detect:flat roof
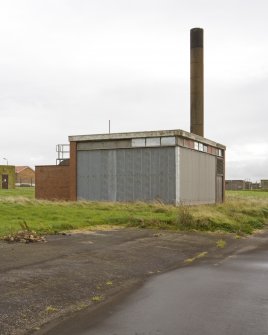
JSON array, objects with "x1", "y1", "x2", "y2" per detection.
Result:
[{"x1": 69, "y1": 129, "x2": 226, "y2": 149}]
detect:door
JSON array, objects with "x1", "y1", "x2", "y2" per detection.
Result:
[
  {"x1": 216, "y1": 175, "x2": 223, "y2": 203},
  {"x1": 2, "y1": 174, "x2": 8, "y2": 189}
]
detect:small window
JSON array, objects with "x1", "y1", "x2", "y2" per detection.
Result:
[
  {"x1": 146, "y1": 137, "x2": 161, "y2": 147},
  {"x1": 198, "y1": 143, "x2": 203, "y2": 151},
  {"x1": 161, "y1": 137, "x2": 176, "y2": 146},
  {"x1": 203, "y1": 145, "x2": 208, "y2": 153},
  {"x1": 194, "y1": 142, "x2": 199, "y2": 150},
  {"x1": 218, "y1": 149, "x2": 223, "y2": 157}
]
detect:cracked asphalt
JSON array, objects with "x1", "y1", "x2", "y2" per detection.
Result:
[{"x1": 0, "y1": 227, "x2": 262, "y2": 335}]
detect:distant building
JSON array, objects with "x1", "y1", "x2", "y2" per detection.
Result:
[
  {"x1": 225, "y1": 180, "x2": 250, "y2": 191},
  {"x1": 15, "y1": 166, "x2": 35, "y2": 186},
  {"x1": 261, "y1": 180, "x2": 268, "y2": 190},
  {"x1": 251, "y1": 182, "x2": 260, "y2": 190},
  {"x1": 226, "y1": 180, "x2": 263, "y2": 191},
  {"x1": 244, "y1": 181, "x2": 252, "y2": 190},
  {"x1": 0, "y1": 165, "x2": 15, "y2": 189}
]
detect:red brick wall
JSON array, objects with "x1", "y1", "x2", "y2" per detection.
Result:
[{"x1": 35, "y1": 165, "x2": 70, "y2": 200}]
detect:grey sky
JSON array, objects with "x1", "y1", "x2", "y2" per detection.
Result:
[{"x1": 0, "y1": 0, "x2": 267, "y2": 181}]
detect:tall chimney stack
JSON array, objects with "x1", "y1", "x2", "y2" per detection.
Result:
[{"x1": 190, "y1": 28, "x2": 204, "y2": 137}]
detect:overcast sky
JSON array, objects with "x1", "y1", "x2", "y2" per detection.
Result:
[{"x1": 0, "y1": 0, "x2": 267, "y2": 181}]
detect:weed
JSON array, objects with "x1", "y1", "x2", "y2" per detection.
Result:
[
  {"x1": 105, "y1": 281, "x2": 113, "y2": 286},
  {"x1": 184, "y1": 251, "x2": 208, "y2": 264},
  {"x1": 216, "y1": 239, "x2": 226, "y2": 248},
  {"x1": 184, "y1": 257, "x2": 195, "y2": 264},
  {"x1": 45, "y1": 306, "x2": 59, "y2": 313},
  {"x1": 91, "y1": 295, "x2": 104, "y2": 302},
  {"x1": 176, "y1": 204, "x2": 194, "y2": 227},
  {"x1": 234, "y1": 234, "x2": 242, "y2": 239},
  {"x1": 19, "y1": 220, "x2": 31, "y2": 231},
  {"x1": 196, "y1": 251, "x2": 208, "y2": 259}
]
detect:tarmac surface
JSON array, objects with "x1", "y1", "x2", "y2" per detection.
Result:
[
  {"x1": 45, "y1": 233, "x2": 268, "y2": 335},
  {"x1": 0, "y1": 228, "x2": 267, "y2": 335}
]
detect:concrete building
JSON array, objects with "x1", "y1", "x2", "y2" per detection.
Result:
[
  {"x1": 225, "y1": 180, "x2": 262, "y2": 191},
  {"x1": 225, "y1": 180, "x2": 250, "y2": 191},
  {"x1": 251, "y1": 182, "x2": 260, "y2": 190},
  {"x1": 36, "y1": 130, "x2": 225, "y2": 204},
  {"x1": 15, "y1": 166, "x2": 35, "y2": 186},
  {"x1": 0, "y1": 165, "x2": 15, "y2": 189},
  {"x1": 261, "y1": 180, "x2": 268, "y2": 190},
  {"x1": 35, "y1": 28, "x2": 226, "y2": 204}
]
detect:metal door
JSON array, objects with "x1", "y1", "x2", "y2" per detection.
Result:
[{"x1": 2, "y1": 174, "x2": 8, "y2": 189}]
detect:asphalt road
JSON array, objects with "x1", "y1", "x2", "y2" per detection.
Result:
[{"x1": 43, "y1": 238, "x2": 268, "y2": 335}]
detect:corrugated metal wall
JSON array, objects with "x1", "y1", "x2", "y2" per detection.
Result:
[
  {"x1": 77, "y1": 147, "x2": 176, "y2": 203},
  {"x1": 178, "y1": 147, "x2": 216, "y2": 204}
]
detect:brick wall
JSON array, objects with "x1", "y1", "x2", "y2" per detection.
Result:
[{"x1": 35, "y1": 165, "x2": 70, "y2": 200}]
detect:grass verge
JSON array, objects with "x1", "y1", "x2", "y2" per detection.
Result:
[{"x1": 0, "y1": 188, "x2": 267, "y2": 238}]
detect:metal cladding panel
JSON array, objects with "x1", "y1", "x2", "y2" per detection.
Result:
[
  {"x1": 133, "y1": 149, "x2": 142, "y2": 199},
  {"x1": 141, "y1": 149, "x2": 150, "y2": 200},
  {"x1": 116, "y1": 150, "x2": 125, "y2": 201},
  {"x1": 107, "y1": 151, "x2": 117, "y2": 201},
  {"x1": 178, "y1": 147, "x2": 216, "y2": 204},
  {"x1": 77, "y1": 147, "x2": 176, "y2": 203},
  {"x1": 77, "y1": 151, "x2": 89, "y2": 200},
  {"x1": 150, "y1": 149, "x2": 160, "y2": 199},
  {"x1": 125, "y1": 150, "x2": 134, "y2": 201}
]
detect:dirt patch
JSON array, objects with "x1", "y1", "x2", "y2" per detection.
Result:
[{"x1": 0, "y1": 228, "x2": 267, "y2": 335}]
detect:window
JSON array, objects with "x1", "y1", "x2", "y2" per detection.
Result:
[
  {"x1": 132, "y1": 139, "x2": 145, "y2": 147},
  {"x1": 194, "y1": 142, "x2": 199, "y2": 150},
  {"x1": 146, "y1": 137, "x2": 161, "y2": 147},
  {"x1": 161, "y1": 137, "x2": 176, "y2": 146}
]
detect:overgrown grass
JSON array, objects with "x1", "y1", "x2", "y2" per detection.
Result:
[
  {"x1": 0, "y1": 187, "x2": 35, "y2": 198},
  {"x1": 0, "y1": 188, "x2": 267, "y2": 238}
]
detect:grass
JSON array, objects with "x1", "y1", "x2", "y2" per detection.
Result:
[
  {"x1": 0, "y1": 188, "x2": 267, "y2": 238},
  {"x1": 0, "y1": 187, "x2": 35, "y2": 198}
]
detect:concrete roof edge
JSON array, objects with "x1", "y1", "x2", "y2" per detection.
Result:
[{"x1": 69, "y1": 129, "x2": 226, "y2": 149}]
